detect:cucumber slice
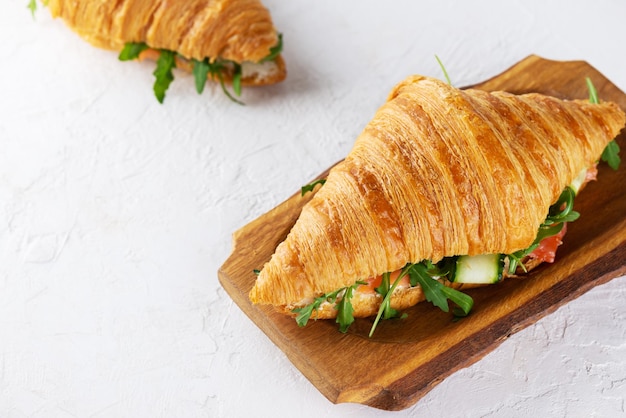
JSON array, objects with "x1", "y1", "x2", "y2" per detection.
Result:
[
  {"x1": 569, "y1": 167, "x2": 588, "y2": 195},
  {"x1": 453, "y1": 254, "x2": 504, "y2": 284}
]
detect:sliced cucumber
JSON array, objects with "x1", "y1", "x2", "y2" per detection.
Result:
[
  {"x1": 452, "y1": 254, "x2": 504, "y2": 284},
  {"x1": 569, "y1": 167, "x2": 588, "y2": 195}
]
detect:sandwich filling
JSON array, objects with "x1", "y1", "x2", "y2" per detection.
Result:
[
  {"x1": 119, "y1": 34, "x2": 284, "y2": 103},
  {"x1": 291, "y1": 165, "x2": 596, "y2": 336}
]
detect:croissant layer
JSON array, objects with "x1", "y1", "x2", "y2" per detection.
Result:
[
  {"x1": 47, "y1": 0, "x2": 281, "y2": 67},
  {"x1": 250, "y1": 75, "x2": 625, "y2": 310}
]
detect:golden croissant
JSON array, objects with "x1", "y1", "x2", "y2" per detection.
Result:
[
  {"x1": 249, "y1": 75, "x2": 625, "y2": 333},
  {"x1": 44, "y1": 0, "x2": 285, "y2": 101}
]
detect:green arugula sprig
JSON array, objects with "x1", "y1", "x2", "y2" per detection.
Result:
[
  {"x1": 409, "y1": 262, "x2": 473, "y2": 316},
  {"x1": 586, "y1": 77, "x2": 599, "y2": 104},
  {"x1": 369, "y1": 269, "x2": 410, "y2": 336},
  {"x1": 119, "y1": 44, "x2": 177, "y2": 104},
  {"x1": 28, "y1": 0, "x2": 37, "y2": 17},
  {"x1": 602, "y1": 139, "x2": 621, "y2": 170},
  {"x1": 369, "y1": 269, "x2": 406, "y2": 336},
  {"x1": 506, "y1": 186, "x2": 579, "y2": 274},
  {"x1": 292, "y1": 281, "x2": 366, "y2": 332},
  {"x1": 435, "y1": 55, "x2": 452, "y2": 85},
  {"x1": 192, "y1": 58, "x2": 244, "y2": 105},
  {"x1": 301, "y1": 179, "x2": 327, "y2": 196},
  {"x1": 368, "y1": 261, "x2": 473, "y2": 337},
  {"x1": 587, "y1": 77, "x2": 621, "y2": 170},
  {"x1": 153, "y1": 50, "x2": 176, "y2": 104},
  {"x1": 260, "y1": 33, "x2": 283, "y2": 63},
  {"x1": 118, "y1": 42, "x2": 148, "y2": 61}
]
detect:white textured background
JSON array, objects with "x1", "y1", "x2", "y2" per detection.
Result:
[{"x1": 2, "y1": 0, "x2": 626, "y2": 417}]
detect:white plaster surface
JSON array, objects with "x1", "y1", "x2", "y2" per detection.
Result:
[{"x1": 1, "y1": 0, "x2": 626, "y2": 416}]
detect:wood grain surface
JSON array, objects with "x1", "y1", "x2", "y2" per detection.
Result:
[{"x1": 218, "y1": 55, "x2": 626, "y2": 411}]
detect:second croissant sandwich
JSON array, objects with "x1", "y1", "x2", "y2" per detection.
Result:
[
  {"x1": 41, "y1": 0, "x2": 285, "y2": 103},
  {"x1": 249, "y1": 75, "x2": 625, "y2": 335}
]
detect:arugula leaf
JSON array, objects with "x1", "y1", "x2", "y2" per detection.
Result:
[
  {"x1": 546, "y1": 187, "x2": 579, "y2": 224},
  {"x1": 506, "y1": 250, "x2": 528, "y2": 274},
  {"x1": 301, "y1": 179, "x2": 327, "y2": 196},
  {"x1": 408, "y1": 262, "x2": 473, "y2": 315},
  {"x1": 336, "y1": 285, "x2": 357, "y2": 332},
  {"x1": 292, "y1": 259, "x2": 473, "y2": 336},
  {"x1": 534, "y1": 222, "x2": 565, "y2": 244},
  {"x1": 601, "y1": 140, "x2": 621, "y2": 170},
  {"x1": 587, "y1": 77, "x2": 621, "y2": 169},
  {"x1": 28, "y1": 0, "x2": 37, "y2": 17},
  {"x1": 586, "y1": 77, "x2": 599, "y2": 104},
  {"x1": 232, "y1": 63, "x2": 243, "y2": 97},
  {"x1": 192, "y1": 58, "x2": 244, "y2": 104},
  {"x1": 374, "y1": 272, "x2": 400, "y2": 319},
  {"x1": 425, "y1": 257, "x2": 457, "y2": 278},
  {"x1": 408, "y1": 263, "x2": 448, "y2": 311},
  {"x1": 260, "y1": 34, "x2": 283, "y2": 63},
  {"x1": 366, "y1": 260, "x2": 473, "y2": 337},
  {"x1": 119, "y1": 42, "x2": 149, "y2": 61},
  {"x1": 369, "y1": 266, "x2": 411, "y2": 337},
  {"x1": 435, "y1": 55, "x2": 452, "y2": 86},
  {"x1": 293, "y1": 288, "x2": 343, "y2": 327},
  {"x1": 292, "y1": 281, "x2": 365, "y2": 332},
  {"x1": 441, "y1": 286, "x2": 474, "y2": 317},
  {"x1": 216, "y1": 70, "x2": 245, "y2": 105},
  {"x1": 153, "y1": 50, "x2": 176, "y2": 104},
  {"x1": 336, "y1": 282, "x2": 366, "y2": 332},
  {"x1": 293, "y1": 298, "x2": 324, "y2": 327},
  {"x1": 192, "y1": 58, "x2": 211, "y2": 94}
]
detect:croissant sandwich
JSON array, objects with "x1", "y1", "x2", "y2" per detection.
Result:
[
  {"x1": 249, "y1": 75, "x2": 625, "y2": 335},
  {"x1": 37, "y1": 0, "x2": 285, "y2": 102}
]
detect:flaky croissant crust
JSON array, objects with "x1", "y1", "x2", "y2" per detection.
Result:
[
  {"x1": 250, "y1": 75, "x2": 625, "y2": 309},
  {"x1": 47, "y1": 0, "x2": 279, "y2": 64}
]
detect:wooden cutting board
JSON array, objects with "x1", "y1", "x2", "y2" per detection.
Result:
[{"x1": 218, "y1": 55, "x2": 626, "y2": 411}]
